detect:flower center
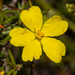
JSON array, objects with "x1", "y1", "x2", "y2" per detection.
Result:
[{"x1": 35, "y1": 30, "x2": 44, "y2": 40}]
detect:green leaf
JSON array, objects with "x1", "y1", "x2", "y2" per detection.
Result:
[
  {"x1": 0, "y1": 35, "x2": 11, "y2": 45},
  {"x1": 17, "y1": 10, "x2": 20, "y2": 25},
  {"x1": 0, "y1": 53, "x2": 6, "y2": 57},
  {"x1": 7, "y1": 61, "x2": 16, "y2": 69},
  {"x1": 43, "y1": 15, "x2": 48, "y2": 24},
  {"x1": 17, "y1": 2, "x2": 21, "y2": 9},
  {"x1": 8, "y1": 50, "x2": 16, "y2": 65},
  {"x1": 6, "y1": 69, "x2": 15, "y2": 75},
  {"x1": 4, "y1": 14, "x2": 8, "y2": 20},
  {"x1": 13, "y1": 71, "x2": 17, "y2": 75},
  {"x1": 0, "y1": 66, "x2": 4, "y2": 71},
  {"x1": 42, "y1": 9, "x2": 49, "y2": 15},
  {"x1": 6, "y1": 54, "x2": 10, "y2": 62},
  {"x1": 3, "y1": 15, "x2": 18, "y2": 24},
  {"x1": 4, "y1": 10, "x2": 17, "y2": 14},
  {"x1": 0, "y1": 12, "x2": 5, "y2": 23},
  {"x1": 21, "y1": 3, "x2": 28, "y2": 10},
  {"x1": 28, "y1": 0, "x2": 33, "y2": 7}
]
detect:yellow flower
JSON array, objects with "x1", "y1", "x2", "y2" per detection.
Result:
[
  {"x1": 0, "y1": 71, "x2": 5, "y2": 75},
  {"x1": 9, "y1": 6, "x2": 68, "y2": 63}
]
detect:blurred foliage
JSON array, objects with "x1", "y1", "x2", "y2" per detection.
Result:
[
  {"x1": 0, "y1": 0, "x2": 75, "y2": 75},
  {"x1": 66, "y1": 3, "x2": 75, "y2": 15}
]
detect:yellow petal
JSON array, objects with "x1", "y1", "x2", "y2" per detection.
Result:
[
  {"x1": 20, "y1": 6, "x2": 43, "y2": 32},
  {"x1": 10, "y1": 28, "x2": 35, "y2": 47},
  {"x1": 22, "y1": 39, "x2": 42, "y2": 61},
  {"x1": 41, "y1": 37, "x2": 66, "y2": 63},
  {"x1": 9, "y1": 27, "x2": 25, "y2": 37},
  {"x1": 42, "y1": 15, "x2": 68, "y2": 37}
]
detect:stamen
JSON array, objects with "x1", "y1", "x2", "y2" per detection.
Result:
[{"x1": 35, "y1": 30, "x2": 44, "y2": 39}]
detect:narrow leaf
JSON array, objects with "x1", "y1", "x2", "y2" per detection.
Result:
[
  {"x1": 28, "y1": 0, "x2": 33, "y2": 7},
  {"x1": 13, "y1": 71, "x2": 17, "y2": 75},
  {"x1": 7, "y1": 61, "x2": 16, "y2": 69},
  {"x1": 3, "y1": 15, "x2": 18, "y2": 24},
  {"x1": 17, "y1": 2, "x2": 21, "y2": 9},
  {"x1": 0, "y1": 35, "x2": 11, "y2": 45},
  {"x1": 0, "y1": 12, "x2": 5, "y2": 22},
  {"x1": 4, "y1": 10, "x2": 17, "y2": 14},
  {"x1": 43, "y1": 15, "x2": 48, "y2": 24},
  {"x1": 0, "y1": 66, "x2": 4, "y2": 71},
  {"x1": 21, "y1": 3, "x2": 28, "y2": 10},
  {"x1": 42, "y1": 9, "x2": 50, "y2": 15},
  {"x1": 8, "y1": 50, "x2": 16, "y2": 65},
  {"x1": 6, "y1": 69, "x2": 15, "y2": 75},
  {"x1": 0, "y1": 53, "x2": 6, "y2": 57}
]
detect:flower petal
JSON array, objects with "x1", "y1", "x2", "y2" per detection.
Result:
[
  {"x1": 10, "y1": 28, "x2": 35, "y2": 47},
  {"x1": 41, "y1": 37, "x2": 66, "y2": 63},
  {"x1": 20, "y1": 6, "x2": 43, "y2": 32},
  {"x1": 9, "y1": 27, "x2": 26, "y2": 37},
  {"x1": 42, "y1": 15, "x2": 68, "y2": 37},
  {"x1": 22, "y1": 39, "x2": 42, "y2": 61}
]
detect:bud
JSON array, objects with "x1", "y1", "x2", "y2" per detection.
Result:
[
  {"x1": 66, "y1": 3, "x2": 70, "y2": 8},
  {"x1": 69, "y1": 4, "x2": 74, "y2": 8},
  {"x1": 67, "y1": 8, "x2": 72, "y2": 13}
]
